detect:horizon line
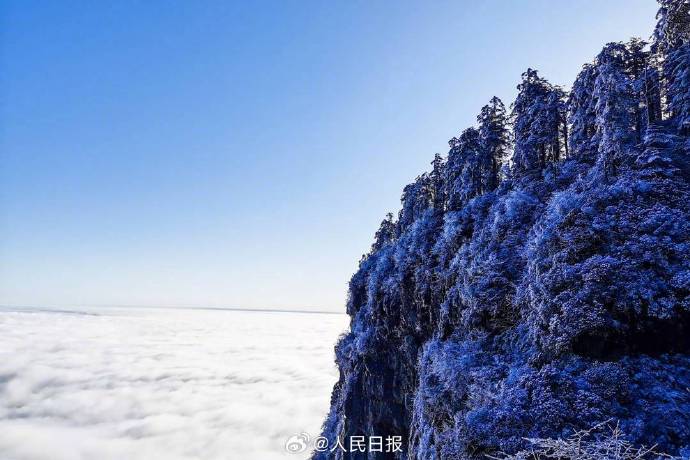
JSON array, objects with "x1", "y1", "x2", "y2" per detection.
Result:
[{"x1": 0, "y1": 304, "x2": 346, "y2": 315}]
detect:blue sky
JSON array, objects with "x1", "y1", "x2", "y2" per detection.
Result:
[{"x1": 0, "y1": 1, "x2": 659, "y2": 311}]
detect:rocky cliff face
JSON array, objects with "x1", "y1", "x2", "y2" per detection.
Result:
[{"x1": 315, "y1": 2, "x2": 690, "y2": 459}]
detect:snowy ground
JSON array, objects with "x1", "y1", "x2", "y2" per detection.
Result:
[{"x1": 0, "y1": 306, "x2": 348, "y2": 460}]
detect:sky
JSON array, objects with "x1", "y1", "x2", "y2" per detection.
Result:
[{"x1": 0, "y1": 0, "x2": 659, "y2": 312}]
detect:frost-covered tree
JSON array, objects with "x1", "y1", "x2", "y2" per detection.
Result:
[
  {"x1": 371, "y1": 212, "x2": 396, "y2": 252},
  {"x1": 627, "y1": 38, "x2": 663, "y2": 136},
  {"x1": 446, "y1": 128, "x2": 483, "y2": 210},
  {"x1": 477, "y1": 96, "x2": 510, "y2": 188},
  {"x1": 397, "y1": 173, "x2": 433, "y2": 232},
  {"x1": 654, "y1": 0, "x2": 690, "y2": 134},
  {"x1": 512, "y1": 69, "x2": 567, "y2": 174},
  {"x1": 664, "y1": 41, "x2": 690, "y2": 134},
  {"x1": 593, "y1": 43, "x2": 639, "y2": 178},
  {"x1": 568, "y1": 64, "x2": 599, "y2": 160},
  {"x1": 653, "y1": 0, "x2": 690, "y2": 52},
  {"x1": 429, "y1": 153, "x2": 447, "y2": 210}
]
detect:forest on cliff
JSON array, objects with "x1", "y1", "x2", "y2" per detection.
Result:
[{"x1": 315, "y1": 1, "x2": 690, "y2": 459}]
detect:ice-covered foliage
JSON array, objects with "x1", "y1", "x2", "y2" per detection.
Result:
[
  {"x1": 315, "y1": 2, "x2": 690, "y2": 459},
  {"x1": 512, "y1": 69, "x2": 568, "y2": 174},
  {"x1": 568, "y1": 63, "x2": 599, "y2": 161},
  {"x1": 665, "y1": 42, "x2": 690, "y2": 134},
  {"x1": 487, "y1": 419, "x2": 686, "y2": 460},
  {"x1": 653, "y1": 0, "x2": 690, "y2": 52},
  {"x1": 478, "y1": 96, "x2": 510, "y2": 188},
  {"x1": 593, "y1": 42, "x2": 640, "y2": 178}
]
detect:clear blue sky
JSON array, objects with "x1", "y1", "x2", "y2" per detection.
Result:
[{"x1": 0, "y1": 1, "x2": 659, "y2": 311}]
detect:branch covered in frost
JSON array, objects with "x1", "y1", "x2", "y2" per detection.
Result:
[{"x1": 486, "y1": 420, "x2": 678, "y2": 460}]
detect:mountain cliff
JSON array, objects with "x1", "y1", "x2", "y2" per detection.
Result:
[{"x1": 316, "y1": 2, "x2": 690, "y2": 458}]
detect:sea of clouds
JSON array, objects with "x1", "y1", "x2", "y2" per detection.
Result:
[{"x1": 0, "y1": 306, "x2": 348, "y2": 460}]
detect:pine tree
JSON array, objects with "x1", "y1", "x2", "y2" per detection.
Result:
[
  {"x1": 593, "y1": 43, "x2": 638, "y2": 178},
  {"x1": 641, "y1": 63, "x2": 664, "y2": 129},
  {"x1": 477, "y1": 96, "x2": 509, "y2": 189},
  {"x1": 664, "y1": 41, "x2": 690, "y2": 134},
  {"x1": 445, "y1": 134, "x2": 467, "y2": 211},
  {"x1": 372, "y1": 212, "x2": 396, "y2": 251},
  {"x1": 653, "y1": 0, "x2": 690, "y2": 53},
  {"x1": 445, "y1": 128, "x2": 482, "y2": 210},
  {"x1": 429, "y1": 153, "x2": 447, "y2": 210},
  {"x1": 511, "y1": 69, "x2": 567, "y2": 174},
  {"x1": 397, "y1": 173, "x2": 433, "y2": 232},
  {"x1": 627, "y1": 38, "x2": 663, "y2": 138},
  {"x1": 653, "y1": 1, "x2": 690, "y2": 134},
  {"x1": 568, "y1": 63, "x2": 599, "y2": 160}
]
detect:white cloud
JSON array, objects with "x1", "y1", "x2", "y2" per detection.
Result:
[{"x1": 0, "y1": 307, "x2": 347, "y2": 460}]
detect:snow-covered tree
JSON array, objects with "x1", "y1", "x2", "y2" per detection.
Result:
[
  {"x1": 371, "y1": 212, "x2": 396, "y2": 252},
  {"x1": 664, "y1": 41, "x2": 690, "y2": 134},
  {"x1": 429, "y1": 153, "x2": 447, "y2": 210},
  {"x1": 653, "y1": 0, "x2": 690, "y2": 53},
  {"x1": 512, "y1": 69, "x2": 567, "y2": 174},
  {"x1": 397, "y1": 173, "x2": 433, "y2": 232},
  {"x1": 477, "y1": 96, "x2": 510, "y2": 188},
  {"x1": 445, "y1": 128, "x2": 482, "y2": 210},
  {"x1": 627, "y1": 38, "x2": 663, "y2": 137},
  {"x1": 568, "y1": 64, "x2": 599, "y2": 160},
  {"x1": 593, "y1": 43, "x2": 639, "y2": 178}
]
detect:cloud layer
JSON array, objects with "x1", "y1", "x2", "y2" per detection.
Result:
[{"x1": 0, "y1": 307, "x2": 347, "y2": 460}]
